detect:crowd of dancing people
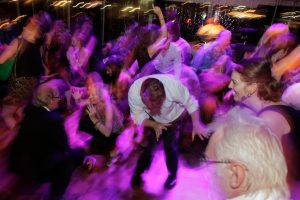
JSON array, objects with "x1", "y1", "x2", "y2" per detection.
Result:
[{"x1": 0, "y1": 6, "x2": 300, "y2": 200}]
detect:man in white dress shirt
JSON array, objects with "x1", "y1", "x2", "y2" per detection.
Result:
[{"x1": 128, "y1": 74, "x2": 206, "y2": 189}]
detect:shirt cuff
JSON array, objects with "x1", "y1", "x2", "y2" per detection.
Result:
[{"x1": 186, "y1": 103, "x2": 199, "y2": 114}]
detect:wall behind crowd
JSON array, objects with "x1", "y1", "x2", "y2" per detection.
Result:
[
  {"x1": 0, "y1": 0, "x2": 299, "y2": 46},
  {"x1": 170, "y1": 0, "x2": 300, "y2": 8}
]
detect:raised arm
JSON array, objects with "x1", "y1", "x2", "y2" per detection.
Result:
[
  {"x1": 0, "y1": 38, "x2": 18, "y2": 64},
  {"x1": 148, "y1": 6, "x2": 168, "y2": 58},
  {"x1": 272, "y1": 45, "x2": 300, "y2": 81},
  {"x1": 153, "y1": 6, "x2": 167, "y2": 39}
]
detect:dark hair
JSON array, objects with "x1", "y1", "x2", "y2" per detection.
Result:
[
  {"x1": 21, "y1": 11, "x2": 51, "y2": 49},
  {"x1": 140, "y1": 24, "x2": 160, "y2": 47},
  {"x1": 105, "y1": 54, "x2": 124, "y2": 84},
  {"x1": 71, "y1": 15, "x2": 93, "y2": 46},
  {"x1": 235, "y1": 58, "x2": 283, "y2": 102},
  {"x1": 166, "y1": 20, "x2": 180, "y2": 41},
  {"x1": 105, "y1": 54, "x2": 123, "y2": 68},
  {"x1": 165, "y1": 9, "x2": 180, "y2": 41},
  {"x1": 46, "y1": 32, "x2": 71, "y2": 73},
  {"x1": 165, "y1": 9, "x2": 178, "y2": 22},
  {"x1": 140, "y1": 78, "x2": 165, "y2": 102},
  {"x1": 36, "y1": 11, "x2": 52, "y2": 34},
  {"x1": 51, "y1": 20, "x2": 67, "y2": 33},
  {"x1": 71, "y1": 15, "x2": 92, "y2": 33},
  {"x1": 35, "y1": 11, "x2": 52, "y2": 43}
]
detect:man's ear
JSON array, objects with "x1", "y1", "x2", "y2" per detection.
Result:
[{"x1": 228, "y1": 163, "x2": 247, "y2": 191}]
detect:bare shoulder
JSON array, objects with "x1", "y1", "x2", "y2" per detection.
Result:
[{"x1": 259, "y1": 110, "x2": 291, "y2": 137}]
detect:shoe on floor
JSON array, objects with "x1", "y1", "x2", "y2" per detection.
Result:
[{"x1": 164, "y1": 175, "x2": 177, "y2": 190}]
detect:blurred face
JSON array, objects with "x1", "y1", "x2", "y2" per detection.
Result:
[
  {"x1": 141, "y1": 80, "x2": 165, "y2": 116},
  {"x1": 88, "y1": 86, "x2": 106, "y2": 110},
  {"x1": 88, "y1": 86, "x2": 99, "y2": 105},
  {"x1": 228, "y1": 71, "x2": 255, "y2": 102},
  {"x1": 141, "y1": 93, "x2": 164, "y2": 116},
  {"x1": 80, "y1": 22, "x2": 92, "y2": 36},
  {"x1": 71, "y1": 34, "x2": 82, "y2": 47},
  {"x1": 22, "y1": 17, "x2": 41, "y2": 42},
  {"x1": 48, "y1": 91, "x2": 62, "y2": 110}
]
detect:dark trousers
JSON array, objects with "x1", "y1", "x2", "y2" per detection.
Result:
[
  {"x1": 47, "y1": 148, "x2": 85, "y2": 198},
  {"x1": 90, "y1": 133, "x2": 118, "y2": 155},
  {"x1": 10, "y1": 148, "x2": 85, "y2": 200},
  {"x1": 134, "y1": 113, "x2": 185, "y2": 178}
]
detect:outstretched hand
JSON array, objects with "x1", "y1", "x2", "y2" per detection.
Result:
[
  {"x1": 153, "y1": 122, "x2": 171, "y2": 141},
  {"x1": 192, "y1": 123, "x2": 208, "y2": 141},
  {"x1": 86, "y1": 104, "x2": 99, "y2": 124},
  {"x1": 153, "y1": 5, "x2": 163, "y2": 18}
]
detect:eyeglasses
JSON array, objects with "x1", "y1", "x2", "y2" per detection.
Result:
[
  {"x1": 200, "y1": 155, "x2": 232, "y2": 165},
  {"x1": 199, "y1": 155, "x2": 249, "y2": 171}
]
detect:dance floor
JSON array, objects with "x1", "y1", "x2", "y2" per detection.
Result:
[
  {"x1": 0, "y1": 145, "x2": 223, "y2": 200},
  {"x1": 0, "y1": 110, "x2": 300, "y2": 200},
  {"x1": 2, "y1": 146, "x2": 300, "y2": 200},
  {"x1": 64, "y1": 149, "x2": 223, "y2": 200}
]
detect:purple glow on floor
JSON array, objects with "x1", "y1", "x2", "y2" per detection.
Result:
[{"x1": 1, "y1": 109, "x2": 300, "y2": 199}]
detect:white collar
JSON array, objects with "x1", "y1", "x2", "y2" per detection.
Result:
[
  {"x1": 42, "y1": 106, "x2": 51, "y2": 112},
  {"x1": 229, "y1": 189, "x2": 288, "y2": 200}
]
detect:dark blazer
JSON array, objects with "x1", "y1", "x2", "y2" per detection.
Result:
[{"x1": 9, "y1": 104, "x2": 70, "y2": 181}]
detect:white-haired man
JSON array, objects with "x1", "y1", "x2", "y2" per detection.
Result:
[
  {"x1": 204, "y1": 108, "x2": 289, "y2": 200},
  {"x1": 9, "y1": 79, "x2": 87, "y2": 200}
]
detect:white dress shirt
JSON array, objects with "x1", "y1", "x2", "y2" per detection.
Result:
[
  {"x1": 229, "y1": 189, "x2": 289, "y2": 200},
  {"x1": 175, "y1": 37, "x2": 193, "y2": 66},
  {"x1": 128, "y1": 74, "x2": 198, "y2": 125}
]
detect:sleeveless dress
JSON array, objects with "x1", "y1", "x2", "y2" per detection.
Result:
[
  {"x1": 5, "y1": 39, "x2": 44, "y2": 105},
  {"x1": 134, "y1": 46, "x2": 152, "y2": 74},
  {"x1": 258, "y1": 105, "x2": 300, "y2": 182}
]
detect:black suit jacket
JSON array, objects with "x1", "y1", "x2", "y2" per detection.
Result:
[{"x1": 9, "y1": 104, "x2": 70, "y2": 181}]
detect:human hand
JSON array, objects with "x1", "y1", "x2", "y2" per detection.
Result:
[
  {"x1": 86, "y1": 104, "x2": 99, "y2": 124},
  {"x1": 153, "y1": 5, "x2": 163, "y2": 18},
  {"x1": 192, "y1": 122, "x2": 208, "y2": 141},
  {"x1": 153, "y1": 122, "x2": 171, "y2": 141},
  {"x1": 71, "y1": 86, "x2": 82, "y2": 100}
]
